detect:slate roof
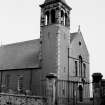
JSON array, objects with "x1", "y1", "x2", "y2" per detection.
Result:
[
  {"x1": 0, "y1": 39, "x2": 40, "y2": 70},
  {"x1": 70, "y1": 32, "x2": 78, "y2": 43},
  {"x1": 0, "y1": 32, "x2": 87, "y2": 70}
]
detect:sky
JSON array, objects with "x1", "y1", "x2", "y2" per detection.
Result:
[{"x1": 0, "y1": 0, "x2": 105, "y2": 79}]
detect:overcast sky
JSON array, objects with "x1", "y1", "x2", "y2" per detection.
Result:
[{"x1": 0, "y1": 0, "x2": 105, "y2": 79}]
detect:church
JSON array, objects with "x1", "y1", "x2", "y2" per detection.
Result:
[{"x1": 0, "y1": 0, "x2": 90, "y2": 105}]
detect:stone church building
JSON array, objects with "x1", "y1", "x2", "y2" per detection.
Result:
[{"x1": 0, "y1": 0, "x2": 90, "y2": 105}]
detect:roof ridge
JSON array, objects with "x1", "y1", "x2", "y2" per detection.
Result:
[{"x1": 1, "y1": 38, "x2": 40, "y2": 47}]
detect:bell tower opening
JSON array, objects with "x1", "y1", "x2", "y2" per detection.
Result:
[
  {"x1": 45, "y1": 11, "x2": 49, "y2": 25},
  {"x1": 65, "y1": 12, "x2": 70, "y2": 27},
  {"x1": 61, "y1": 10, "x2": 65, "y2": 25},
  {"x1": 40, "y1": 0, "x2": 72, "y2": 27},
  {"x1": 51, "y1": 9, "x2": 56, "y2": 24}
]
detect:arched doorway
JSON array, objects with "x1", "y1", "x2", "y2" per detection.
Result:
[{"x1": 79, "y1": 85, "x2": 83, "y2": 102}]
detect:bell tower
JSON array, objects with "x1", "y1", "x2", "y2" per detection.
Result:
[
  {"x1": 40, "y1": 0, "x2": 71, "y2": 27},
  {"x1": 40, "y1": 0, "x2": 72, "y2": 80}
]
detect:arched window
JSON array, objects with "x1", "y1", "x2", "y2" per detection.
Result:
[
  {"x1": 83, "y1": 63, "x2": 86, "y2": 77},
  {"x1": 61, "y1": 10, "x2": 65, "y2": 25},
  {"x1": 17, "y1": 75, "x2": 24, "y2": 93},
  {"x1": 45, "y1": 11, "x2": 49, "y2": 25},
  {"x1": 65, "y1": 13, "x2": 68, "y2": 26},
  {"x1": 51, "y1": 9, "x2": 56, "y2": 24},
  {"x1": 75, "y1": 61, "x2": 78, "y2": 76},
  {"x1": 5, "y1": 74, "x2": 10, "y2": 90},
  {"x1": 79, "y1": 56, "x2": 82, "y2": 77}
]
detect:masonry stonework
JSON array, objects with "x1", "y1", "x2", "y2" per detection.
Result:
[{"x1": 0, "y1": 0, "x2": 90, "y2": 105}]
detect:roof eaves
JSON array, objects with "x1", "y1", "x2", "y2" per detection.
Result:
[{"x1": 0, "y1": 67, "x2": 41, "y2": 71}]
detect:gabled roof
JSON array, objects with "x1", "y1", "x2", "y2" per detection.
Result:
[
  {"x1": 70, "y1": 32, "x2": 78, "y2": 43},
  {"x1": 70, "y1": 31, "x2": 89, "y2": 61},
  {"x1": 0, "y1": 39, "x2": 40, "y2": 70}
]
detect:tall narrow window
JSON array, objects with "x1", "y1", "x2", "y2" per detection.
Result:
[
  {"x1": 79, "y1": 56, "x2": 82, "y2": 77},
  {"x1": 51, "y1": 9, "x2": 56, "y2": 24},
  {"x1": 5, "y1": 74, "x2": 10, "y2": 90},
  {"x1": 75, "y1": 61, "x2": 78, "y2": 76},
  {"x1": 62, "y1": 89, "x2": 65, "y2": 96},
  {"x1": 83, "y1": 63, "x2": 86, "y2": 77},
  {"x1": 17, "y1": 75, "x2": 23, "y2": 93}
]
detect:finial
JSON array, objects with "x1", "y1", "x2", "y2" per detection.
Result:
[{"x1": 78, "y1": 25, "x2": 81, "y2": 32}]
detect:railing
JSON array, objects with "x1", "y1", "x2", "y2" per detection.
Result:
[{"x1": 0, "y1": 93, "x2": 46, "y2": 105}]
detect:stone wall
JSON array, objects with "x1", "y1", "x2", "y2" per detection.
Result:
[
  {"x1": 0, "y1": 93, "x2": 46, "y2": 105},
  {"x1": 92, "y1": 73, "x2": 105, "y2": 105}
]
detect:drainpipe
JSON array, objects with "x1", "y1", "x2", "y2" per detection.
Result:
[
  {"x1": 29, "y1": 70, "x2": 32, "y2": 94},
  {"x1": 0, "y1": 71, "x2": 2, "y2": 92},
  {"x1": 68, "y1": 48, "x2": 70, "y2": 105}
]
